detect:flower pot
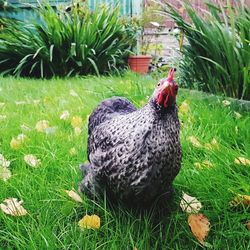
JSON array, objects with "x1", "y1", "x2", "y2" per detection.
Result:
[{"x1": 128, "y1": 55, "x2": 152, "y2": 74}]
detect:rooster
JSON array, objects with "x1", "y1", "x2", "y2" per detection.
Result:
[{"x1": 79, "y1": 69, "x2": 181, "y2": 206}]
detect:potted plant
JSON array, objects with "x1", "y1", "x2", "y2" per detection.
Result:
[{"x1": 128, "y1": 2, "x2": 163, "y2": 74}]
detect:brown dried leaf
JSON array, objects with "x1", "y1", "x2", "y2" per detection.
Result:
[
  {"x1": 188, "y1": 214, "x2": 210, "y2": 245},
  {"x1": 247, "y1": 221, "x2": 250, "y2": 231},
  {"x1": 180, "y1": 193, "x2": 202, "y2": 213},
  {"x1": 0, "y1": 198, "x2": 27, "y2": 216},
  {"x1": 65, "y1": 190, "x2": 83, "y2": 203}
]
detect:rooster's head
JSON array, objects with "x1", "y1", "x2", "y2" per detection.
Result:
[{"x1": 153, "y1": 68, "x2": 178, "y2": 109}]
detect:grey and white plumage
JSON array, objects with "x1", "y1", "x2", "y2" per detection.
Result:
[{"x1": 80, "y1": 71, "x2": 182, "y2": 206}]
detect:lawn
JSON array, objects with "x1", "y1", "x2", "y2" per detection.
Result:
[{"x1": 0, "y1": 73, "x2": 249, "y2": 249}]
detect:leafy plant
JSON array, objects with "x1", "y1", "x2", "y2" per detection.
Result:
[
  {"x1": 159, "y1": 1, "x2": 250, "y2": 100},
  {"x1": 0, "y1": 4, "x2": 137, "y2": 77}
]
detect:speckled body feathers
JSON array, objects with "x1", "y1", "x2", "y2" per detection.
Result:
[{"x1": 80, "y1": 96, "x2": 181, "y2": 206}]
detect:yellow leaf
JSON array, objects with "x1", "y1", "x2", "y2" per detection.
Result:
[
  {"x1": 188, "y1": 136, "x2": 202, "y2": 148},
  {"x1": 234, "y1": 157, "x2": 250, "y2": 166},
  {"x1": 65, "y1": 190, "x2": 83, "y2": 203},
  {"x1": 195, "y1": 160, "x2": 213, "y2": 169},
  {"x1": 0, "y1": 167, "x2": 11, "y2": 181},
  {"x1": 0, "y1": 198, "x2": 27, "y2": 216},
  {"x1": 188, "y1": 214, "x2": 210, "y2": 245},
  {"x1": 230, "y1": 194, "x2": 250, "y2": 207},
  {"x1": 205, "y1": 138, "x2": 219, "y2": 150},
  {"x1": 180, "y1": 192, "x2": 202, "y2": 213},
  {"x1": 71, "y1": 116, "x2": 83, "y2": 128},
  {"x1": 79, "y1": 214, "x2": 101, "y2": 230},
  {"x1": 24, "y1": 154, "x2": 41, "y2": 168},
  {"x1": 74, "y1": 127, "x2": 81, "y2": 136},
  {"x1": 69, "y1": 147, "x2": 77, "y2": 156},
  {"x1": 60, "y1": 110, "x2": 70, "y2": 120},
  {"x1": 179, "y1": 100, "x2": 189, "y2": 114},
  {"x1": 35, "y1": 120, "x2": 49, "y2": 132},
  {"x1": 10, "y1": 134, "x2": 27, "y2": 150}
]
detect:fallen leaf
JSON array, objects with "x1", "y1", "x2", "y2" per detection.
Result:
[
  {"x1": 71, "y1": 116, "x2": 83, "y2": 128},
  {"x1": 194, "y1": 160, "x2": 213, "y2": 169},
  {"x1": 222, "y1": 100, "x2": 231, "y2": 107},
  {"x1": 70, "y1": 89, "x2": 78, "y2": 97},
  {"x1": 0, "y1": 167, "x2": 11, "y2": 181},
  {"x1": 10, "y1": 134, "x2": 27, "y2": 150},
  {"x1": 247, "y1": 221, "x2": 250, "y2": 231},
  {"x1": 179, "y1": 100, "x2": 189, "y2": 114},
  {"x1": 24, "y1": 154, "x2": 41, "y2": 168},
  {"x1": 20, "y1": 124, "x2": 31, "y2": 131},
  {"x1": 0, "y1": 198, "x2": 27, "y2": 216},
  {"x1": 188, "y1": 136, "x2": 202, "y2": 148},
  {"x1": 78, "y1": 214, "x2": 101, "y2": 230},
  {"x1": 0, "y1": 115, "x2": 7, "y2": 120},
  {"x1": 35, "y1": 120, "x2": 49, "y2": 132},
  {"x1": 234, "y1": 157, "x2": 250, "y2": 166},
  {"x1": 74, "y1": 127, "x2": 81, "y2": 136},
  {"x1": 60, "y1": 110, "x2": 70, "y2": 120},
  {"x1": 234, "y1": 111, "x2": 242, "y2": 119},
  {"x1": 205, "y1": 138, "x2": 219, "y2": 150},
  {"x1": 180, "y1": 193, "x2": 202, "y2": 213},
  {"x1": 44, "y1": 126, "x2": 57, "y2": 135},
  {"x1": 0, "y1": 154, "x2": 10, "y2": 168},
  {"x1": 10, "y1": 138, "x2": 22, "y2": 150},
  {"x1": 69, "y1": 147, "x2": 77, "y2": 156},
  {"x1": 230, "y1": 194, "x2": 250, "y2": 207},
  {"x1": 32, "y1": 99, "x2": 40, "y2": 105},
  {"x1": 188, "y1": 214, "x2": 210, "y2": 245},
  {"x1": 65, "y1": 190, "x2": 83, "y2": 203}
]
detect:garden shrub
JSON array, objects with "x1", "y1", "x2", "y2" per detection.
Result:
[
  {"x1": 162, "y1": 2, "x2": 250, "y2": 100},
  {"x1": 0, "y1": 4, "x2": 137, "y2": 77}
]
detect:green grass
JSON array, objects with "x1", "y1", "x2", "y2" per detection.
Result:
[{"x1": 0, "y1": 73, "x2": 249, "y2": 249}]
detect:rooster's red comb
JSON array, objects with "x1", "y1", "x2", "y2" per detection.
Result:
[{"x1": 167, "y1": 68, "x2": 175, "y2": 82}]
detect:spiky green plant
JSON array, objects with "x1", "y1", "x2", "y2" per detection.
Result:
[
  {"x1": 159, "y1": 1, "x2": 250, "y2": 100},
  {"x1": 0, "y1": 4, "x2": 137, "y2": 78}
]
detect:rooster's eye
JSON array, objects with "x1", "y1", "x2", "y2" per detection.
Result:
[{"x1": 157, "y1": 82, "x2": 161, "y2": 86}]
